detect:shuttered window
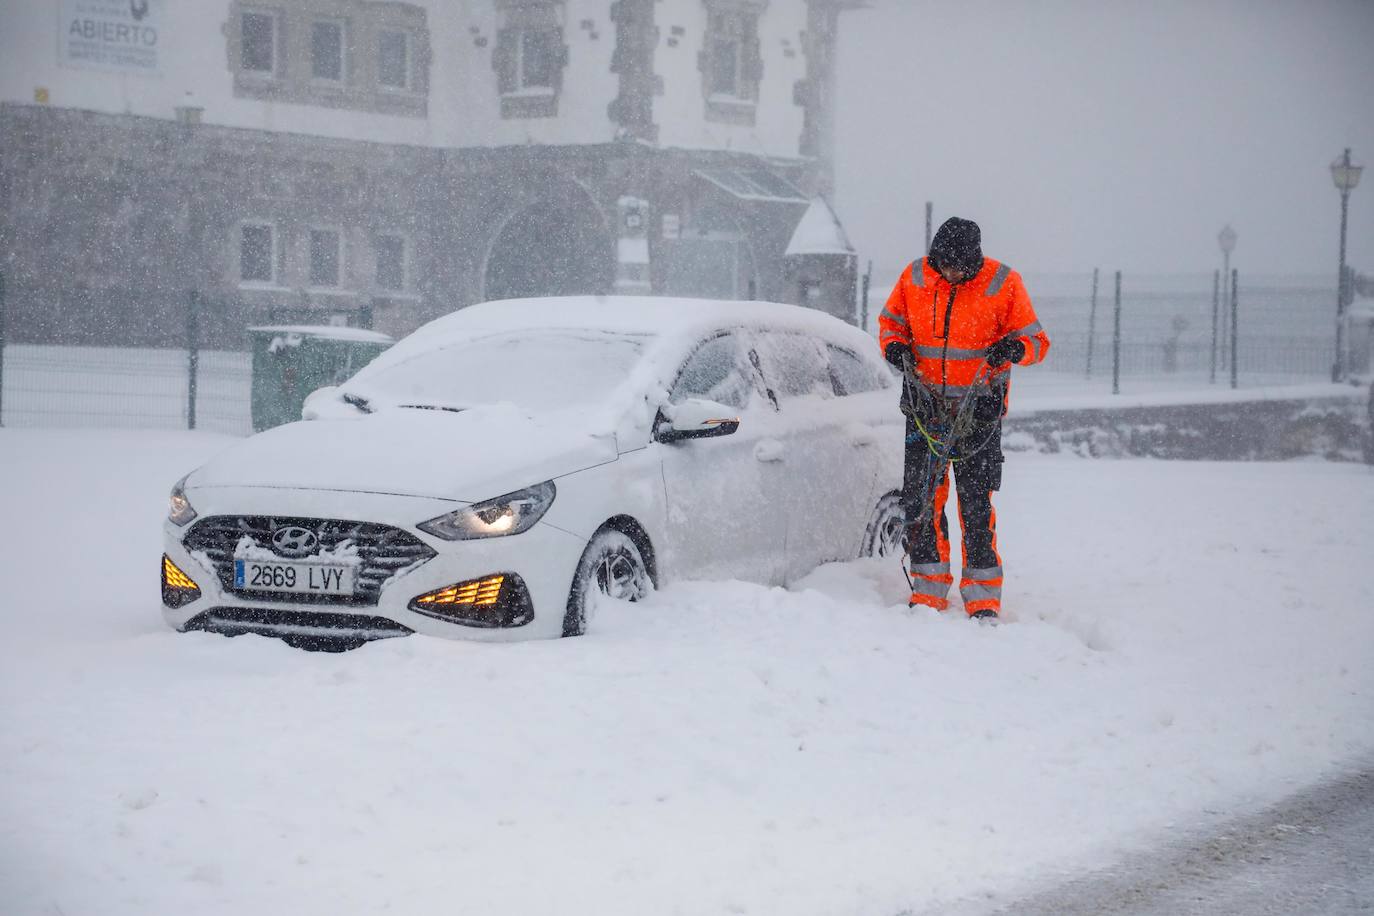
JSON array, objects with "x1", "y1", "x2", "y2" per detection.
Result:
[
  {"x1": 378, "y1": 30, "x2": 410, "y2": 89},
  {"x1": 311, "y1": 20, "x2": 345, "y2": 82},
  {"x1": 240, "y1": 10, "x2": 276, "y2": 74},
  {"x1": 492, "y1": 3, "x2": 568, "y2": 118},
  {"x1": 310, "y1": 229, "x2": 343, "y2": 288},
  {"x1": 700, "y1": 2, "x2": 764, "y2": 122},
  {"x1": 240, "y1": 223, "x2": 275, "y2": 284},
  {"x1": 375, "y1": 234, "x2": 407, "y2": 291}
]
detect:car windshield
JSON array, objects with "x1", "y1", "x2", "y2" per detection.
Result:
[{"x1": 344, "y1": 330, "x2": 650, "y2": 411}]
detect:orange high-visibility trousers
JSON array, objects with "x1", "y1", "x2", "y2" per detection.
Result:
[{"x1": 904, "y1": 415, "x2": 1004, "y2": 615}]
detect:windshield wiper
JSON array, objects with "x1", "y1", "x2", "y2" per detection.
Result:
[
  {"x1": 398, "y1": 404, "x2": 466, "y2": 413},
  {"x1": 342, "y1": 392, "x2": 374, "y2": 414}
]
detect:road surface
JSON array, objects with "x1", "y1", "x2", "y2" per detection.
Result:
[{"x1": 986, "y1": 764, "x2": 1374, "y2": 914}]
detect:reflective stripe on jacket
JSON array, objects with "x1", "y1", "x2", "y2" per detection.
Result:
[{"x1": 878, "y1": 257, "x2": 1050, "y2": 399}]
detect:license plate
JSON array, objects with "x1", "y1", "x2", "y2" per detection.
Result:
[{"x1": 233, "y1": 559, "x2": 355, "y2": 596}]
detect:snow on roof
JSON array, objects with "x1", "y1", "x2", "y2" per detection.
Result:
[
  {"x1": 785, "y1": 198, "x2": 856, "y2": 257},
  {"x1": 247, "y1": 325, "x2": 395, "y2": 344},
  {"x1": 1348, "y1": 299, "x2": 1374, "y2": 321}
]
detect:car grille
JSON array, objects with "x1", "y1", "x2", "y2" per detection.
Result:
[{"x1": 183, "y1": 516, "x2": 436, "y2": 606}]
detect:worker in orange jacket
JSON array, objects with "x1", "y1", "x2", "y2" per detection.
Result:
[{"x1": 877, "y1": 217, "x2": 1050, "y2": 621}]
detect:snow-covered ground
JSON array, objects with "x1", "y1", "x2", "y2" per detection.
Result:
[{"x1": 1, "y1": 429, "x2": 1371, "y2": 916}]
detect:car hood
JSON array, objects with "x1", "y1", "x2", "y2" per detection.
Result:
[{"x1": 189, "y1": 406, "x2": 619, "y2": 502}]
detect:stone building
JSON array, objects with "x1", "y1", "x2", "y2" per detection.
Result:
[{"x1": 0, "y1": 0, "x2": 862, "y2": 347}]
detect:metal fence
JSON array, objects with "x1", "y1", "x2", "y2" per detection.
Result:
[
  {"x1": 865, "y1": 270, "x2": 1359, "y2": 393},
  {"x1": 0, "y1": 344, "x2": 252, "y2": 435}
]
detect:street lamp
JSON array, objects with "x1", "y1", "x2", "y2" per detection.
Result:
[
  {"x1": 1330, "y1": 148, "x2": 1363, "y2": 382},
  {"x1": 1217, "y1": 224, "x2": 1236, "y2": 372}
]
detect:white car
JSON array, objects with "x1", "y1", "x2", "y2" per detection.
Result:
[{"x1": 161, "y1": 296, "x2": 907, "y2": 648}]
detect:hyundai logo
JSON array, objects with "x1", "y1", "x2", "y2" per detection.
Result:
[{"x1": 271, "y1": 526, "x2": 318, "y2": 558}]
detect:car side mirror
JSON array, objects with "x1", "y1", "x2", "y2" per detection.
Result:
[{"x1": 656, "y1": 398, "x2": 741, "y2": 444}]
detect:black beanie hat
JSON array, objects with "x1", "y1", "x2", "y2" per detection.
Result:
[{"x1": 928, "y1": 217, "x2": 983, "y2": 278}]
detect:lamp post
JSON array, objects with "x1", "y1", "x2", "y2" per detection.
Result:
[
  {"x1": 1330, "y1": 148, "x2": 1363, "y2": 382},
  {"x1": 1217, "y1": 224, "x2": 1236, "y2": 372}
]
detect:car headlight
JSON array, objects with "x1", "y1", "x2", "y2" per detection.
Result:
[
  {"x1": 417, "y1": 481, "x2": 556, "y2": 541},
  {"x1": 168, "y1": 475, "x2": 197, "y2": 527}
]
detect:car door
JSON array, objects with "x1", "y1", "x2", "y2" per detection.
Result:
[
  {"x1": 823, "y1": 341, "x2": 899, "y2": 544},
  {"x1": 656, "y1": 331, "x2": 788, "y2": 586},
  {"x1": 751, "y1": 331, "x2": 885, "y2": 582}
]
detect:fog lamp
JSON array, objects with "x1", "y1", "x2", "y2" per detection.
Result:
[
  {"x1": 413, "y1": 575, "x2": 505, "y2": 609},
  {"x1": 162, "y1": 555, "x2": 202, "y2": 609},
  {"x1": 408, "y1": 574, "x2": 533, "y2": 628}
]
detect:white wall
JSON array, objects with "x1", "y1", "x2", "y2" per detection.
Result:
[
  {"x1": 444, "y1": 0, "x2": 620, "y2": 148},
  {"x1": 653, "y1": 0, "x2": 808, "y2": 160},
  {"x1": 0, "y1": 0, "x2": 809, "y2": 157},
  {"x1": 0, "y1": 0, "x2": 620, "y2": 148},
  {"x1": 0, "y1": 0, "x2": 436, "y2": 144}
]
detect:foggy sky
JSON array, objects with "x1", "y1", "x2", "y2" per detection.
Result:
[{"x1": 834, "y1": 0, "x2": 1374, "y2": 279}]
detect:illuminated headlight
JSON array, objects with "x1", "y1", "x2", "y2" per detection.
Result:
[
  {"x1": 168, "y1": 475, "x2": 197, "y2": 526},
  {"x1": 417, "y1": 481, "x2": 556, "y2": 541}
]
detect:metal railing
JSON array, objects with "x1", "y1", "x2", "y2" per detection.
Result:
[
  {"x1": 865, "y1": 270, "x2": 1356, "y2": 394},
  {"x1": 0, "y1": 343, "x2": 251, "y2": 434}
]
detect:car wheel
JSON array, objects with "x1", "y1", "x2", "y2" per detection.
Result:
[
  {"x1": 563, "y1": 528, "x2": 652, "y2": 637},
  {"x1": 862, "y1": 492, "x2": 906, "y2": 559}
]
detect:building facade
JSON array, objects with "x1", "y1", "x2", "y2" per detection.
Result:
[{"x1": 0, "y1": 0, "x2": 860, "y2": 346}]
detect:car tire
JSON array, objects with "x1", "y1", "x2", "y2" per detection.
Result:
[
  {"x1": 563, "y1": 528, "x2": 652, "y2": 637},
  {"x1": 861, "y1": 492, "x2": 906, "y2": 559}
]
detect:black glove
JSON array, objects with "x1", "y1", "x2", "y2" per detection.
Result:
[
  {"x1": 884, "y1": 342, "x2": 910, "y2": 370},
  {"x1": 985, "y1": 335, "x2": 1025, "y2": 368}
]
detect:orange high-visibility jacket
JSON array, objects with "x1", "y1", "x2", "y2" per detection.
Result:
[{"x1": 878, "y1": 257, "x2": 1050, "y2": 399}]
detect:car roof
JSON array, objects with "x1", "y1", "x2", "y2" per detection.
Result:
[
  {"x1": 392, "y1": 295, "x2": 876, "y2": 355},
  {"x1": 346, "y1": 296, "x2": 888, "y2": 429}
]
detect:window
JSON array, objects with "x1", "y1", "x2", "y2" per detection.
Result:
[
  {"x1": 754, "y1": 333, "x2": 833, "y2": 401},
  {"x1": 517, "y1": 29, "x2": 558, "y2": 90},
  {"x1": 230, "y1": 1, "x2": 429, "y2": 116},
  {"x1": 492, "y1": 5, "x2": 568, "y2": 118},
  {"x1": 240, "y1": 10, "x2": 276, "y2": 74},
  {"x1": 827, "y1": 345, "x2": 890, "y2": 397},
  {"x1": 239, "y1": 223, "x2": 276, "y2": 284},
  {"x1": 708, "y1": 13, "x2": 744, "y2": 97},
  {"x1": 311, "y1": 19, "x2": 345, "y2": 82},
  {"x1": 378, "y1": 30, "x2": 410, "y2": 89},
  {"x1": 703, "y1": 5, "x2": 761, "y2": 100},
  {"x1": 310, "y1": 229, "x2": 342, "y2": 287},
  {"x1": 671, "y1": 334, "x2": 757, "y2": 410},
  {"x1": 375, "y1": 234, "x2": 407, "y2": 291},
  {"x1": 700, "y1": 2, "x2": 763, "y2": 123}
]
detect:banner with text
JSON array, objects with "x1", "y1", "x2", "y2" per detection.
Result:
[{"x1": 60, "y1": 0, "x2": 164, "y2": 75}]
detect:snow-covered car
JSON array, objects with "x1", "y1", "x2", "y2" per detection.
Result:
[{"x1": 160, "y1": 296, "x2": 907, "y2": 648}]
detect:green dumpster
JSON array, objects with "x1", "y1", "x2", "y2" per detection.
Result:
[{"x1": 249, "y1": 325, "x2": 394, "y2": 432}]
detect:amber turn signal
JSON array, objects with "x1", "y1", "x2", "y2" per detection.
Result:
[
  {"x1": 412, "y1": 575, "x2": 505, "y2": 609},
  {"x1": 162, "y1": 555, "x2": 202, "y2": 608}
]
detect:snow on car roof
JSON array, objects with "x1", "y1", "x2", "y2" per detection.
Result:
[
  {"x1": 394, "y1": 295, "x2": 875, "y2": 354},
  {"x1": 349, "y1": 296, "x2": 885, "y2": 435},
  {"x1": 247, "y1": 325, "x2": 395, "y2": 344}
]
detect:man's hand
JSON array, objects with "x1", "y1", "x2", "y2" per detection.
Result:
[
  {"x1": 985, "y1": 335, "x2": 1026, "y2": 368},
  {"x1": 884, "y1": 342, "x2": 910, "y2": 370}
]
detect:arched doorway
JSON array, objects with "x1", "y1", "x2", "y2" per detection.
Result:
[{"x1": 483, "y1": 187, "x2": 615, "y2": 301}]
